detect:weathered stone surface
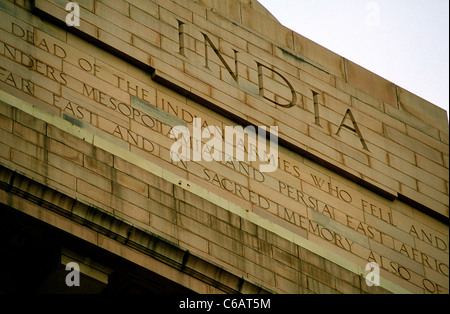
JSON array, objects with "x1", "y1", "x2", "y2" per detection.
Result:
[{"x1": 0, "y1": 0, "x2": 448, "y2": 294}]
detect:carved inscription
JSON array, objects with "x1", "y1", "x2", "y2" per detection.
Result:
[
  {"x1": 2, "y1": 18, "x2": 448, "y2": 294},
  {"x1": 177, "y1": 20, "x2": 369, "y2": 151}
]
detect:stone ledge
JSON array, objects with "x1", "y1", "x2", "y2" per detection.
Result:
[{"x1": 0, "y1": 163, "x2": 273, "y2": 294}]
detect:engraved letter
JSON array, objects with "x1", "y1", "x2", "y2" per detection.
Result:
[
  {"x1": 336, "y1": 109, "x2": 369, "y2": 151},
  {"x1": 177, "y1": 20, "x2": 186, "y2": 57},
  {"x1": 202, "y1": 33, "x2": 239, "y2": 83},
  {"x1": 313, "y1": 91, "x2": 321, "y2": 126},
  {"x1": 256, "y1": 61, "x2": 297, "y2": 108}
]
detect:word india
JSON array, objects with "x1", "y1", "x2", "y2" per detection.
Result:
[
  {"x1": 170, "y1": 118, "x2": 279, "y2": 173},
  {"x1": 64, "y1": 3, "x2": 370, "y2": 153}
]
